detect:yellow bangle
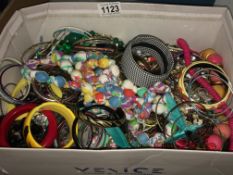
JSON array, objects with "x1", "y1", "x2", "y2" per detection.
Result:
[
  {"x1": 7, "y1": 78, "x2": 28, "y2": 112},
  {"x1": 7, "y1": 78, "x2": 62, "y2": 112},
  {"x1": 23, "y1": 102, "x2": 77, "y2": 148},
  {"x1": 6, "y1": 78, "x2": 30, "y2": 120},
  {"x1": 178, "y1": 61, "x2": 231, "y2": 110}
]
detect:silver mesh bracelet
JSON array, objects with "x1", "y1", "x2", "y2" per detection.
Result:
[{"x1": 121, "y1": 34, "x2": 174, "y2": 87}]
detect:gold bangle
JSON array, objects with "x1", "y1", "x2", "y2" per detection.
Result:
[
  {"x1": 23, "y1": 102, "x2": 77, "y2": 148},
  {"x1": 178, "y1": 61, "x2": 231, "y2": 110}
]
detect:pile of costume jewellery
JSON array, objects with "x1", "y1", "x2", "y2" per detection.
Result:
[{"x1": 0, "y1": 27, "x2": 232, "y2": 151}]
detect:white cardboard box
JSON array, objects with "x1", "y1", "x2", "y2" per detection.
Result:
[{"x1": 0, "y1": 2, "x2": 233, "y2": 175}]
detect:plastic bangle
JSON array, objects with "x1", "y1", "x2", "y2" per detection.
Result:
[
  {"x1": 105, "y1": 127, "x2": 131, "y2": 148},
  {"x1": 0, "y1": 103, "x2": 57, "y2": 148},
  {"x1": 0, "y1": 64, "x2": 29, "y2": 105},
  {"x1": 23, "y1": 102, "x2": 76, "y2": 148},
  {"x1": 6, "y1": 78, "x2": 31, "y2": 113},
  {"x1": 178, "y1": 61, "x2": 231, "y2": 110}
]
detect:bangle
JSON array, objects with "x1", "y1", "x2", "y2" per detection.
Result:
[
  {"x1": 6, "y1": 78, "x2": 31, "y2": 113},
  {"x1": 178, "y1": 61, "x2": 231, "y2": 110},
  {"x1": 0, "y1": 64, "x2": 29, "y2": 104},
  {"x1": 72, "y1": 117, "x2": 109, "y2": 149},
  {"x1": 21, "y1": 42, "x2": 52, "y2": 64},
  {"x1": 74, "y1": 45, "x2": 115, "y2": 54},
  {"x1": 32, "y1": 79, "x2": 78, "y2": 104},
  {"x1": 53, "y1": 26, "x2": 91, "y2": 40},
  {"x1": 132, "y1": 46, "x2": 165, "y2": 74},
  {"x1": 0, "y1": 57, "x2": 22, "y2": 66},
  {"x1": 31, "y1": 79, "x2": 59, "y2": 102},
  {"x1": 79, "y1": 105, "x2": 126, "y2": 128},
  {"x1": 188, "y1": 67, "x2": 233, "y2": 117},
  {"x1": 0, "y1": 103, "x2": 57, "y2": 148},
  {"x1": 23, "y1": 102, "x2": 76, "y2": 148},
  {"x1": 74, "y1": 37, "x2": 117, "y2": 55},
  {"x1": 29, "y1": 65, "x2": 77, "y2": 103},
  {"x1": 121, "y1": 34, "x2": 174, "y2": 87}
]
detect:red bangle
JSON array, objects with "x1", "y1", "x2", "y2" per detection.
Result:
[{"x1": 0, "y1": 104, "x2": 58, "y2": 148}]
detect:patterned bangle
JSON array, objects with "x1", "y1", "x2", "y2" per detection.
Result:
[
  {"x1": 79, "y1": 105, "x2": 126, "y2": 128},
  {"x1": 121, "y1": 34, "x2": 174, "y2": 87}
]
